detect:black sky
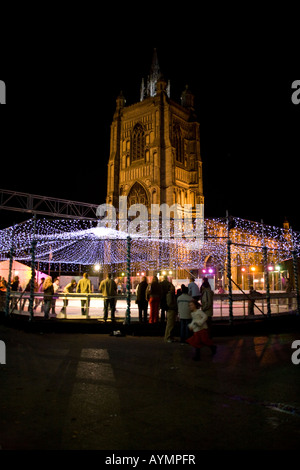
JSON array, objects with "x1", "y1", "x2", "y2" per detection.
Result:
[{"x1": 0, "y1": 43, "x2": 299, "y2": 230}]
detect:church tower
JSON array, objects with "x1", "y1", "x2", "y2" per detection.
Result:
[{"x1": 106, "y1": 49, "x2": 204, "y2": 212}]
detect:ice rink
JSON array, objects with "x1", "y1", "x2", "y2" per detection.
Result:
[{"x1": 12, "y1": 293, "x2": 294, "y2": 321}]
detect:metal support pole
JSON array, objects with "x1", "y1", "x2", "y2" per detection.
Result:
[
  {"x1": 125, "y1": 236, "x2": 131, "y2": 325},
  {"x1": 29, "y1": 216, "x2": 37, "y2": 321},
  {"x1": 226, "y1": 211, "x2": 233, "y2": 324},
  {"x1": 262, "y1": 246, "x2": 271, "y2": 317},
  {"x1": 5, "y1": 243, "x2": 14, "y2": 317},
  {"x1": 227, "y1": 238, "x2": 233, "y2": 324},
  {"x1": 292, "y1": 250, "x2": 300, "y2": 316},
  {"x1": 86, "y1": 294, "x2": 90, "y2": 319}
]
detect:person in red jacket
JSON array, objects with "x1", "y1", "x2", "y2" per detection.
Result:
[
  {"x1": 187, "y1": 299, "x2": 217, "y2": 360},
  {"x1": 146, "y1": 276, "x2": 162, "y2": 323}
]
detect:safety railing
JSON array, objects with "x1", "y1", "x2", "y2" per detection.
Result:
[
  {"x1": 212, "y1": 292, "x2": 298, "y2": 319},
  {"x1": 1, "y1": 292, "x2": 124, "y2": 320},
  {"x1": 0, "y1": 290, "x2": 298, "y2": 322}
]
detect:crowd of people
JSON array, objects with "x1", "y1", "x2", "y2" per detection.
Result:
[
  {"x1": 1, "y1": 271, "x2": 218, "y2": 359},
  {"x1": 0, "y1": 273, "x2": 121, "y2": 320},
  {"x1": 1, "y1": 269, "x2": 297, "y2": 361},
  {"x1": 135, "y1": 274, "x2": 217, "y2": 359}
]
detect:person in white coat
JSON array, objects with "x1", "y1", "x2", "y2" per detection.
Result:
[
  {"x1": 177, "y1": 284, "x2": 193, "y2": 344},
  {"x1": 186, "y1": 299, "x2": 217, "y2": 360}
]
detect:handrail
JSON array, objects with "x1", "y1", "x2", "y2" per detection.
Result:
[
  {"x1": 2, "y1": 290, "x2": 296, "y2": 321},
  {"x1": 228, "y1": 277, "x2": 266, "y2": 316},
  {"x1": 4, "y1": 290, "x2": 297, "y2": 302}
]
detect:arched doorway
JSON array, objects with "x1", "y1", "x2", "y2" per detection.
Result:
[{"x1": 127, "y1": 182, "x2": 149, "y2": 209}]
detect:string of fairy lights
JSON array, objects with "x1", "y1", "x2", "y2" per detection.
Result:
[{"x1": 0, "y1": 217, "x2": 299, "y2": 272}]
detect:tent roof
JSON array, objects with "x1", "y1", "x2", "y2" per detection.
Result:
[{"x1": 0, "y1": 217, "x2": 299, "y2": 268}]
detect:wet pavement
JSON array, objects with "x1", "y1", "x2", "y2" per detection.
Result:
[{"x1": 0, "y1": 323, "x2": 300, "y2": 451}]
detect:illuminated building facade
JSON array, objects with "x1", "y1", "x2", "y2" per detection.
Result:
[
  {"x1": 106, "y1": 49, "x2": 204, "y2": 212},
  {"x1": 105, "y1": 50, "x2": 296, "y2": 291}
]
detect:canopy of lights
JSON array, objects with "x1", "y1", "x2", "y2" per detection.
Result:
[{"x1": 0, "y1": 217, "x2": 299, "y2": 272}]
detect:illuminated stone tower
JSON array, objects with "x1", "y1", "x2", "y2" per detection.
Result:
[{"x1": 106, "y1": 49, "x2": 204, "y2": 212}]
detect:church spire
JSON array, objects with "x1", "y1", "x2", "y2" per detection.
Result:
[
  {"x1": 150, "y1": 48, "x2": 160, "y2": 78},
  {"x1": 140, "y1": 48, "x2": 170, "y2": 101}
]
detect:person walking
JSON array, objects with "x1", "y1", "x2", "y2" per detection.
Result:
[
  {"x1": 11, "y1": 275, "x2": 20, "y2": 292},
  {"x1": 99, "y1": 273, "x2": 117, "y2": 321},
  {"x1": 10, "y1": 275, "x2": 20, "y2": 311},
  {"x1": 60, "y1": 279, "x2": 76, "y2": 314},
  {"x1": 146, "y1": 276, "x2": 162, "y2": 323},
  {"x1": 0, "y1": 277, "x2": 6, "y2": 312},
  {"x1": 164, "y1": 284, "x2": 177, "y2": 343},
  {"x1": 21, "y1": 277, "x2": 38, "y2": 311},
  {"x1": 0, "y1": 277, "x2": 7, "y2": 292},
  {"x1": 247, "y1": 287, "x2": 262, "y2": 315},
  {"x1": 188, "y1": 277, "x2": 200, "y2": 300},
  {"x1": 159, "y1": 275, "x2": 172, "y2": 322},
  {"x1": 136, "y1": 276, "x2": 148, "y2": 323},
  {"x1": 177, "y1": 284, "x2": 193, "y2": 344},
  {"x1": 76, "y1": 273, "x2": 92, "y2": 315},
  {"x1": 187, "y1": 299, "x2": 217, "y2": 360},
  {"x1": 34, "y1": 277, "x2": 45, "y2": 312},
  {"x1": 51, "y1": 278, "x2": 60, "y2": 316},
  {"x1": 43, "y1": 276, "x2": 54, "y2": 319},
  {"x1": 200, "y1": 277, "x2": 214, "y2": 337}
]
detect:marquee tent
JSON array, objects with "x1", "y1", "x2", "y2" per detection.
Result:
[{"x1": 0, "y1": 260, "x2": 48, "y2": 290}]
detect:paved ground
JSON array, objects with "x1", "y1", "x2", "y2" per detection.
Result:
[{"x1": 0, "y1": 324, "x2": 300, "y2": 451}]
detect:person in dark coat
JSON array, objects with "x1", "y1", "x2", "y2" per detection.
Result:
[
  {"x1": 11, "y1": 275, "x2": 20, "y2": 292},
  {"x1": 10, "y1": 275, "x2": 20, "y2": 311},
  {"x1": 136, "y1": 276, "x2": 148, "y2": 322},
  {"x1": 247, "y1": 287, "x2": 262, "y2": 315},
  {"x1": 21, "y1": 276, "x2": 38, "y2": 311},
  {"x1": 159, "y1": 275, "x2": 172, "y2": 322},
  {"x1": 146, "y1": 276, "x2": 162, "y2": 323},
  {"x1": 164, "y1": 284, "x2": 178, "y2": 342}
]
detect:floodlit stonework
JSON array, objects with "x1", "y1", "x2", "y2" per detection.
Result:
[{"x1": 106, "y1": 50, "x2": 204, "y2": 214}]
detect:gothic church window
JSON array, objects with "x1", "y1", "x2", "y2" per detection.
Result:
[
  {"x1": 173, "y1": 124, "x2": 184, "y2": 164},
  {"x1": 131, "y1": 123, "x2": 145, "y2": 162}
]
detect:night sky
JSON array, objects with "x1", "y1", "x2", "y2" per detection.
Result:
[{"x1": 1, "y1": 44, "x2": 299, "y2": 230}]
